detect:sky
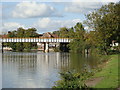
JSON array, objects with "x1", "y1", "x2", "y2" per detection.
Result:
[{"x1": 0, "y1": 0, "x2": 119, "y2": 34}]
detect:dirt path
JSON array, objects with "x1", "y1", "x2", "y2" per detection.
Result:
[{"x1": 85, "y1": 77, "x2": 104, "y2": 87}]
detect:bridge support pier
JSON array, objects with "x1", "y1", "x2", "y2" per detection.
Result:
[
  {"x1": 59, "y1": 43, "x2": 69, "y2": 52},
  {"x1": 44, "y1": 42, "x2": 49, "y2": 53},
  {"x1": 0, "y1": 42, "x2": 3, "y2": 53}
]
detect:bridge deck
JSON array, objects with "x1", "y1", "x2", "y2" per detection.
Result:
[{"x1": 0, "y1": 38, "x2": 71, "y2": 43}]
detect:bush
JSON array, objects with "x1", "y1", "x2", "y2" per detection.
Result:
[
  {"x1": 53, "y1": 71, "x2": 94, "y2": 89},
  {"x1": 53, "y1": 46, "x2": 60, "y2": 52}
]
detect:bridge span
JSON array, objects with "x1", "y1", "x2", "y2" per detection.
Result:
[
  {"x1": 0, "y1": 38, "x2": 71, "y2": 43},
  {"x1": 0, "y1": 38, "x2": 72, "y2": 53}
]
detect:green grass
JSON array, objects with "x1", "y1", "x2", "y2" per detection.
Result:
[
  {"x1": 53, "y1": 54, "x2": 119, "y2": 89},
  {"x1": 93, "y1": 54, "x2": 119, "y2": 88}
]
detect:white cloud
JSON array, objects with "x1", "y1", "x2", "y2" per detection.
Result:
[
  {"x1": 1, "y1": 0, "x2": 119, "y2": 2},
  {"x1": 34, "y1": 18, "x2": 81, "y2": 33},
  {"x1": 64, "y1": 2, "x2": 103, "y2": 14},
  {"x1": 1, "y1": 18, "x2": 81, "y2": 34},
  {"x1": 71, "y1": 0, "x2": 119, "y2": 2},
  {"x1": 64, "y1": 0, "x2": 119, "y2": 14},
  {"x1": 1, "y1": 22, "x2": 25, "y2": 34},
  {"x1": 12, "y1": 2, "x2": 61, "y2": 18}
]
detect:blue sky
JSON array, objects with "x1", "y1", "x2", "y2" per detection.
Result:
[{"x1": 1, "y1": 0, "x2": 119, "y2": 34}]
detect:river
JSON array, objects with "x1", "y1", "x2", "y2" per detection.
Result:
[{"x1": 2, "y1": 51, "x2": 98, "y2": 88}]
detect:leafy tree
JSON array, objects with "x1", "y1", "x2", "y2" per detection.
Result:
[
  {"x1": 52, "y1": 31, "x2": 60, "y2": 37},
  {"x1": 68, "y1": 23, "x2": 86, "y2": 53},
  {"x1": 74, "y1": 23, "x2": 85, "y2": 39},
  {"x1": 85, "y1": 2, "x2": 120, "y2": 55},
  {"x1": 69, "y1": 39, "x2": 85, "y2": 53},
  {"x1": 53, "y1": 22, "x2": 86, "y2": 53},
  {"x1": 16, "y1": 43, "x2": 24, "y2": 51},
  {"x1": 6, "y1": 31, "x2": 17, "y2": 51},
  {"x1": 17, "y1": 27, "x2": 25, "y2": 37},
  {"x1": 59, "y1": 27, "x2": 69, "y2": 38},
  {"x1": 68, "y1": 27, "x2": 76, "y2": 38},
  {"x1": 6, "y1": 27, "x2": 38, "y2": 51}
]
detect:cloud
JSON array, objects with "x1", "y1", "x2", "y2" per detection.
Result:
[
  {"x1": 71, "y1": 0, "x2": 119, "y2": 2},
  {"x1": 12, "y1": 2, "x2": 61, "y2": 18},
  {"x1": 1, "y1": 0, "x2": 119, "y2": 2},
  {"x1": 0, "y1": 4, "x2": 2, "y2": 34},
  {"x1": 1, "y1": 22, "x2": 25, "y2": 34},
  {"x1": 64, "y1": 2, "x2": 103, "y2": 14},
  {"x1": 33, "y1": 18, "x2": 81, "y2": 33},
  {"x1": 1, "y1": 18, "x2": 81, "y2": 34},
  {"x1": 64, "y1": 0, "x2": 119, "y2": 14}
]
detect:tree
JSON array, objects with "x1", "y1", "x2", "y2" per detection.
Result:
[
  {"x1": 6, "y1": 27, "x2": 38, "y2": 51},
  {"x1": 6, "y1": 31, "x2": 17, "y2": 51},
  {"x1": 53, "y1": 22, "x2": 86, "y2": 53},
  {"x1": 68, "y1": 23, "x2": 86, "y2": 53},
  {"x1": 85, "y1": 2, "x2": 120, "y2": 55},
  {"x1": 68, "y1": 27, "x2": 75, "y2": 38},
  {"x1": 53, "y1": 31, "x2": 60, "y2": 37},
  {"x1": 59, "y1": 27, "x2": 69, "y2": 38}
]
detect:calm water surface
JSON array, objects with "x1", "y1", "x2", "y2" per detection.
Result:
[{"x1": 2, "y1": 51, "x2": 98, "y2": 88}]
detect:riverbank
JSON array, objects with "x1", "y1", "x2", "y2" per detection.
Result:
[
  {"x1": 86, "y1": 54, "x2": 119, "y2": 88},
  {"x1": 53, "y1": 54, "x2": 119, "y2": 89}
]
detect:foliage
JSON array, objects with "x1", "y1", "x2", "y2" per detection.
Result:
[
  {"x1": 53, "y1": 2, "x2": 120, "y2": 54},
  {"x1": 3, "y1": 2, "x2": 119, "y2": 54},
  {"x1": 52, "y1": 23, "x2": 86, "y2": 53},
  {"x1": 69, "y1": 23, "x2": 86, "y2": 53},
  {"x1": 53, "y1": 70, "x2": 94, "y2": 89},
  {"x1": 69, "y1": 39, "x2": 85, "y2": 53},
  {"x1": 53, "y1": 54, "x2": 118, "y2": 89},
  {"x1": 59, "y1": 27, "x2": 70, "y2": 38},
  {"x1": 84, "y1": 2, "x2": 120, "y2": 55},
  {"x1": 52, "y1": 31, "x2": 60, "y2": 37},
  {"x1": 5, "y1": 27, "x2": 38, "y2": 51},
  {"x1": 53, "y1": 46, "x2": 60, "y2": 52}
]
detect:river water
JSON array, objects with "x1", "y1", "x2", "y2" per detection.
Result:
[{"x1": 2, "y1": 51, "x2": 98, "y2": 88}]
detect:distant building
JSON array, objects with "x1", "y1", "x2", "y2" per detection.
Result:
[
  {"x1": 0, "y1": 34, "x2": 8, "y2": 38},
  {"x1": 3, "y1": 47, "x2": 12, "y2": 51},
  {"x1": 110, "y1": 40, "x2": 119, "y2": 50},
  {"x1": 110, "y1": 40, "x2": 119, "y2": 47},
  {"x1": 37, "y1": 32, "x2": 59, "y2": 51},
  {"x1": 41, "y1": 32, "x2": 58, "y2": 38}
]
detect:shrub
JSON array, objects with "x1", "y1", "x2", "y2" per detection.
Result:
[{"x1": 53, "y1": 71, "x2": 94, "y2": 89}]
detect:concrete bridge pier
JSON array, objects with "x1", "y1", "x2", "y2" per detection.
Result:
[
  {"x1": 0, "y1": 42, "x2": 2, "y2": 90},
  {"x1": 0, "y1": 42, "x2": 3, "y2": 53},
  {"x1": 59, "y1": 43, "x2": 69, "y2": 52},
  {"x1": 44, "y1": 42, "x2": 49, "y2": 53}
]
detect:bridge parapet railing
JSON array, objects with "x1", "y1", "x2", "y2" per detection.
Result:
[{"x1": 0, "y1": 38, "x2": 72, "y2": 43}]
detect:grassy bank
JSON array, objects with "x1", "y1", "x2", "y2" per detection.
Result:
[
  {"x1": 53, "y1": 54, "x2": 119, "y2": 89},
  {"x1": 88, "y1": 54, "x2": 119, "y2": 88}
]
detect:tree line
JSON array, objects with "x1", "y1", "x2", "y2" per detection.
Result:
[
  {"x1": 4, "y1": 2, "x2": 120, "y2": 54},
  {"x1": 4, "y1": 27, "x2": 39, "y2": 51},
  {"x1": 53, "y1": 2, "x2": 120, "y2": 55}
]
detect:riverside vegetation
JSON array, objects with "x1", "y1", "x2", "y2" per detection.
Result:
[
  {"x1": 2, "y1": 2, "x2": 120, "y2": 89},
  {"x1": 3, "y1": 28, "x2": 39, "y2": 51},
  {"x1": 4, "y1": 2, "x2": 120, "y2": 53},
  {"x1": 53, "y1": 54, "x2": 119, "y2": 89},
  {"x1": 52, "y1": 2, "x2": 120, "y2": 89}
]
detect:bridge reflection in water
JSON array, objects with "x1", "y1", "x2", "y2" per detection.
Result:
[
  {"x1": 2, "y1": 52, "x2": 70, "y2": 88},
  {"x1": 2, "y1": 51, "x2": 98, "y2": 88},
  {"x1": 3, "y1": 52, "x2": 70, "y2": 70}
]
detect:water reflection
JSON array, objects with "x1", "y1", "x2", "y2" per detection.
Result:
[
  {"x1": 2, "y1": 52, "x2": 70, "y2": 88},
  {"x1": 69, "y1": 53, "x2": 98, "y2": 72},
  {"x1": 2, "y1": 52, "x2": 98, "y2": 88}
]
